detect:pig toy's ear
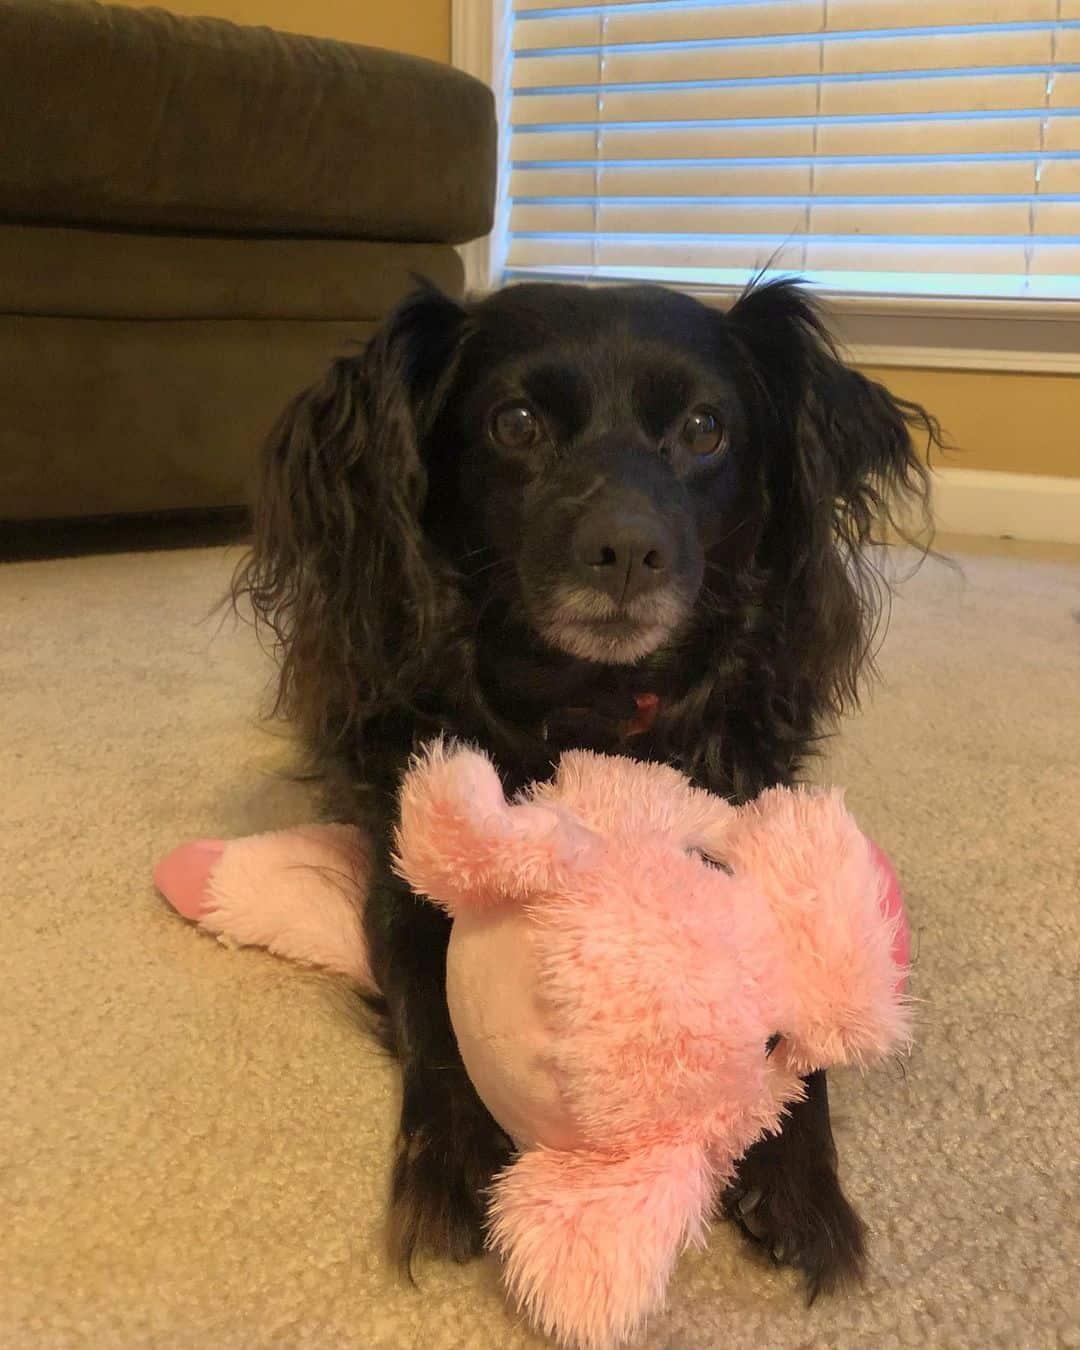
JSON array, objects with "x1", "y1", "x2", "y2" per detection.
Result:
[
  {"x1": 726, "y1": 787, "x2": 912, "y2": 1074},
  {"x1": 393, "y1": 740, "x2": 600, "y2": 917}
]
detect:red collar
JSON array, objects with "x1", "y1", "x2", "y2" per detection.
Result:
[
  {"x1": 540, "y1": 691, "x2": 662, "y2": 743},
  {"x1": 625, "y1": 692, "x2": 662, "y2": 737}
]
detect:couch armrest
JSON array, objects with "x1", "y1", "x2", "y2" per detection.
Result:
[{"x1": 0, "y1": 0, "x2": 495, "y2": 244}]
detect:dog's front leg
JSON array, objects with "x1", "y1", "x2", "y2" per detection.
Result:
[
  {"x1": 721, "y1": 1068, "x2": 866, "y2": 1298},
  {"x1": 363, "y1": 863, "x2": 513, "y2": 1273}
]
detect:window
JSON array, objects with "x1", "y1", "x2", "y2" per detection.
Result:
[{"x1": 464, "y1": 0, "x2": 1080, "y2": 308}]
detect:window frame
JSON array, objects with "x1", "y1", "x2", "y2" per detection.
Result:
[{"x1": 452, "y1": 0, "x2": 1080, "y2": 375}]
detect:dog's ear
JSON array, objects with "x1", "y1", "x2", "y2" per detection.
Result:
[
  {"x1": 728, "y1": 278, "x2": 938, "y2": 709},
  {"x1": 234, "y1": 284, "x2": 465, "y2": 743}
]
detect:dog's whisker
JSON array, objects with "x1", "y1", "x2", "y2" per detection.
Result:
[
  {"x1": 465, "y1": 557, "x2": 513, "y2": 582},
  {"x1": 705, "y1": 517, "x2": 754, "y2": 553}
]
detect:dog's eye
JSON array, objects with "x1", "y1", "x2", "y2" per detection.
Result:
[
  {"x1": 490, "y1": 401, "x2": 540, "y2": 450},
  {"x1": 680, "y1": 407, "x2": 728, "y2": 458}
]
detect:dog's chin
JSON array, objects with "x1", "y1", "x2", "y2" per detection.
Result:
[
  {"x1": 535, "y1": 585, "x2": 689, "y2": 666},
  {"x1": 543, "y1": 617, "x2": 672, "y2": 665}
]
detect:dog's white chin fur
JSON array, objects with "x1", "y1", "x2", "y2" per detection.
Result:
[
  {"x1": 539, "y1": 586, "x2": 688, "y2": 665},
  {"x1": 543, "y1": 620, "x2": 671, "y2": 665}
]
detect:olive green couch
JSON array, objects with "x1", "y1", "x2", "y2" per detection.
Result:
[{"x1": 0, "y1": 0, "x2": 495, "y2": 521}]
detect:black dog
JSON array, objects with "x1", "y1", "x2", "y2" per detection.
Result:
[{"x1": 235, "y1": 278, "x2": 935, "y2": 1298}]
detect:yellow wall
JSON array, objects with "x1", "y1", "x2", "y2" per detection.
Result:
[
  {"x1": 109, "y1": 0, "x2": 450, "y2": 62},
  {"x1": 864, "y1": 367, "x2": 1080, "y2": 479}
]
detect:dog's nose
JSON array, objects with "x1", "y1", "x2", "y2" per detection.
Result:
[{"x1": 572, "y1": 508, "x2": 674, "y2": 604}]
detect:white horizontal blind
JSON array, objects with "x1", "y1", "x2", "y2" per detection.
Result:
[{"x1": 504, "y1": 0, "x2": 1080, "y2": 299}]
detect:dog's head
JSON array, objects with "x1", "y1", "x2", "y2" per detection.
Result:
[
  {"x1": 238, "y1": 279, "x2": 935, "y2": 742},
  {"x1": 428, "y1": 284, "x2": 751, "y2": 666}
]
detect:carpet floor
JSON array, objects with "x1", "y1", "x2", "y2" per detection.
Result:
[{"x1": 2, "y1": 534, "x2": 1078, "y2": 1349}]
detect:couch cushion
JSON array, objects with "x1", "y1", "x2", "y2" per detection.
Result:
[
  {"x1": 0, "y1": 0, "x2": 495, "y2": 244},
  {"x1": 0, "y1": 224, "x2": 463, "y2": 320},
  {"x1": 0, "y1": 314, "x2": 380, "y2": 519}
]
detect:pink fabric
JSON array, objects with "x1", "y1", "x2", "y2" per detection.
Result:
[
  {"x1": 155, "y1": 744, "x2": 911, "y2": 1350},
  {"x1": 394, "y1": 747, "x2": 912, "y2": 1348},
  {"x1": 446, "y1": 904, "x2": 580, "y2": 1152},
  {"x1": 721, "y1": 788, "x2": 913, "y2": 1074},
  {"x1": 155, "y1": 825, "x2": 374, "y2": 987},
  {"x1": 487, "y1": 1142, "x2": 715, "y2": 1350},
  {"x1": 393, "y1": 740, "x2": 601, "y2": 915},
  {"x1": 869, "y1": 839, "x2": 911, "y2": 980},
  {"x1": 154, "y1": 839, "x2": 225, "y2": 921}
]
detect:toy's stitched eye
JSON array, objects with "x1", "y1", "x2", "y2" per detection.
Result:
[
  {"x1": 491, "y1": 401, "x2": 540, "y2": 450},
  {"x1": 765, "y1": 1033, "x2": 781, "y2": 1058},
  {"x1": 680, "y1": 406, "x2": 728, "y2": 458},
  {"x1": 686, "y1": 846, "x2": 732, "y2": 874}
]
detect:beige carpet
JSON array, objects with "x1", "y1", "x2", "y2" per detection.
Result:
[{"x1": 3, "y1": 534, "x2": 1078, "y2": 1350}]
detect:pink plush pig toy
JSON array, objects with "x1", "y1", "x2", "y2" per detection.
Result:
[{"x1": 155, "y1": 743, "x2": 911, "y2": 1350}]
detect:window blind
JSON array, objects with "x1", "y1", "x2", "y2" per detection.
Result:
[{"x1": 505, "y1": 0, "x2": 1080, "y2": 300}]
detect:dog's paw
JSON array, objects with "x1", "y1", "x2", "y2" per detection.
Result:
[{"x1": 722, "y1": 1159, "x2": 867, "y2": 1301}]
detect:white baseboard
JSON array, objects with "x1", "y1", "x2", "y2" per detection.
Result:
[{"x1": 931, "y1": 468, "x2": 1080, "y2": 545}]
